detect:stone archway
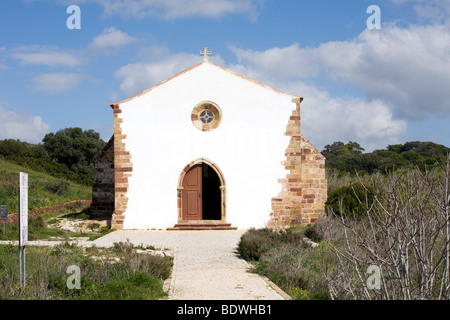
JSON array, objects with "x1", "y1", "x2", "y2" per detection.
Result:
[{"x1": 170, "y1": 158, "x2": 235, "y2": 230}]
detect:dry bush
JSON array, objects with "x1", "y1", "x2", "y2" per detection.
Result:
[{"x1": 321, "y1": 157, "x2": 450, "y2": 300}]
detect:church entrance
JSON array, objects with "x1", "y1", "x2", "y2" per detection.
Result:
[
  {"x1": 181, "y1": 163, "x2": 221, "y2": 221},
  {"x1": 171, "y1": 158, "x2": 236, "y2": 230}
]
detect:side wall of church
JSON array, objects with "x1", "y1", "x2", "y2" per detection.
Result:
[
  {"x1": 111, "y1": 104, "x2": 133, "y2": 229},
  {"x1": 268, "y1": 99, "x2": 327, "y2": 229},
  {"x1": 90, "y1": 135, "x2": 115, "y2": 220}
]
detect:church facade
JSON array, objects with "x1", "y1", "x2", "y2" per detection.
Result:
[{"x1": 91, "y1": 52, "x2": 327, "y2": 230}]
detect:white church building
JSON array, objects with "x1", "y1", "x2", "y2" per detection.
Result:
[{"x1": 91, "y1": 49, "x2": 327, "y2": 230}]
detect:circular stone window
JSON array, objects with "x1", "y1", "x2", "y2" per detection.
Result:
[{"x1": 191, "y1": 101, "x2": 222, "y2": 132}]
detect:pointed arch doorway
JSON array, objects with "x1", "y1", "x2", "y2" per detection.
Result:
[{"x1": 170, "y1": 158, "x2": 236, "y2": 230}]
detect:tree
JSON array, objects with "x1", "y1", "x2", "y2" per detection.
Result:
[
  {"x1": 42, "y1": 128, "x2": 106, "y2": 184},
  {"x1": 323, "y1": 141, "x2": 449, "y2": 176},
  {"x1": 323, "y1": 141, "x2": 365, "y2": 156},
  {"x1": 322, "y1": 141, "x2": 345, "y2": 155},
  {"x1": 346, "y1": 141, "x2": 365, "y2": 154}
]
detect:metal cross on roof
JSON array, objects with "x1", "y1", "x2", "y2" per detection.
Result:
[{"x1": 200, "y1": 47, "x2": 211, "y2": 61}]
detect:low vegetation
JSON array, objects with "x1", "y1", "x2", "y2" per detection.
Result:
[
  {"x1": 0, "y1": 241, "x2": 173, "y2": 300},
  {"x1": 237, "y1": 226, "x2": 331, "y2": 300}
]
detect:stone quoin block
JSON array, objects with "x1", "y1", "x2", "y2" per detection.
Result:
[{"x1": 268, "y1": 98, "x2": 327, "y2": 229}]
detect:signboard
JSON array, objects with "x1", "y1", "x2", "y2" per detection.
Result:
[
  {"x1": 0, "y1": 205, "x2": 7, "y2": 221},
  {"x1": 19, "y1": 172, "x2": 28, "y2": 247}
]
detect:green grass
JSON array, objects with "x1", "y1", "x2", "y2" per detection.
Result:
[
  {"x1": 0, "y1": 242, "x2": 173, "y2": 300},
  {"x1": 0, "y1": 158, "x2": 91, "y2": 213}
]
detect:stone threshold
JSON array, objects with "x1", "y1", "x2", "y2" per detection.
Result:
[{"x1": 167, "y1": 221, "x2": 237, "y2": 231}]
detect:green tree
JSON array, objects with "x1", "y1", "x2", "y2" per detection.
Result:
[
  {"x1": 42, "y1": 128, "x2": 106, "y2": 184},
  {"x1": 322, "y1": 140, "x2": 449, "y2": 175},
  {"x1": 322, "y1": 141, "x2": 345, "y2": 155},
  {"x1": 346, "y1": 141, "x2": 365, "y2": 154},
  {"x1": 322, "y1": 141, "x2": 365, "y2": 157}
]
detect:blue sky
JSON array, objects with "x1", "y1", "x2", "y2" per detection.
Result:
[{"x1": 1, "y1": 0, "x2": 449, "y2": 152}]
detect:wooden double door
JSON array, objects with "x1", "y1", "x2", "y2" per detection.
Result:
[{"x1": 182, "y1": 164, "x2": 221, "y2": 221}]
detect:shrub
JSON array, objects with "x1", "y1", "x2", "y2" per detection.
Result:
[
  {"x1": 254, "y1": 244, "x2": 309, "y2": 290},
  {"x1": 45, "y1": 179, "x2": 70, "y2": 195},
  {"x1": 237, "y1": 228, "x2": 278, "y2": 261},
  {"x1": 304, "y1": 224, "x2": 322, "y2": 242},
  {"x1": 254, "y1": 243, "x2": 331, "y2": 300},
  {"x1": 30, "y1": 215, "x2": 46, "y2": 229},
  {"x1": 112, "y1": 241, "x2": 173, "y2": 280},
  {"x1": 237, "y1": 228, "x2": 305, "y2": 261},
  {"x1": 325, "y1": 182, "x2": 374, "y2": 218},
  {"x1": 238, "y1": 226, "x2": 334, "y2": 300}
]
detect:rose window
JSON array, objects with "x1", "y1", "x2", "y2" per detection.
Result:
[{"x1": 191, "y1": 102, "x2": 222, "y2": 132}]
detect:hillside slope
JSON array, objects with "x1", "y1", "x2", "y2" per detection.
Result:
[{"x1": 0, "y1": 158, "x2": 91, "y2": 214}]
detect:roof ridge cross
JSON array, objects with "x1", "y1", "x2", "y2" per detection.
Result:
[{"x1": 200, "y1": 47, "x2": 212, "y2": 61}]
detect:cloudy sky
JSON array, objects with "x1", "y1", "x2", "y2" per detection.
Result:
[{"x1": 1, "y1": 0, "x2": 449, "y2": 151}]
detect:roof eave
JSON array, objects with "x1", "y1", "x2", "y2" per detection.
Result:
[{"x1": 109, "y1": 60, "x2": 303, "y2": 108}]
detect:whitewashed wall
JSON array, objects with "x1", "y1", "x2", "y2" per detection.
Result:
[{"x1": 117, "y1": 62, "x2": 298, "y2": 230}]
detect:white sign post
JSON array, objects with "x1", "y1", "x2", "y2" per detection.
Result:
[{"x1": 19, "y1": 172, "x2": 28, "y2": 288}]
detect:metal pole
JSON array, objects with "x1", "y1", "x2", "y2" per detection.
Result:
[
  {"x1": 19, "y1": 246, "x2": 22, "y2": 287},
  {"x1": 23, "y1": 246, "x2": 26, "y2": 288}
]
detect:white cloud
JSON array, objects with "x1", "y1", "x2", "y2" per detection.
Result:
[
  {"x1": 230, "y1": 44, "x2": 320, "y2": 80},
  {"x1": 116, "y1": 53, "x2": 199, "y2": 96},
  {"x1": 115, "y1": 47, "x2": 225, "y2": 97},
  {"x1": 317, "y1": 24, "x2": 450, "y2": 118},
  {"x1": 389, "y1": 0, "x2": 450, "y2": 23},
  {"x1": 10, "y1": 46, "x2": 82, "y2": 67},
  {"x1": 0, "y1": 104, "x2": 50, "y2": 143},
  {"x1": 89, "y1": 0, "x2": 261, "y2": 20},
  {"x1": 89, "y1": 27, "x2": 137, "y2": 51},
  {"x1": 32, "y1": 73, "x2": 85, "y2": 94},
  {"x1": 10, "y1": 27, "x2": 135, "y2": 68},
  {"x1": 297, "y1": 84, "x2": 407, "y2": 151},
  {"x1": 231, "y1": 23, "x2": 450, "y2": 119}
]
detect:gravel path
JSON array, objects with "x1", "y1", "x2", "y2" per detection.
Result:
[{"x1": 1, "y1": 230, "x2": 289, "y2": 300}]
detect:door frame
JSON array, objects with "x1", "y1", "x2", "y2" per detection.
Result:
[{"x1": 177, "y1": 158, "x2": 226, "y2": 223}]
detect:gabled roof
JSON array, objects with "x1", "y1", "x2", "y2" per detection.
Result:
[{"x1": 110, "y1": 61, "x2": 301, "y2": 108}]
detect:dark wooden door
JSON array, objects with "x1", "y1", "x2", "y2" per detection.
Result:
[{"x1": 182, "y1": 165, "x2": 202, "y2": 220}]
